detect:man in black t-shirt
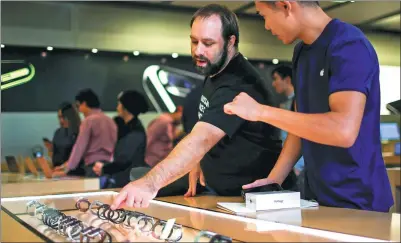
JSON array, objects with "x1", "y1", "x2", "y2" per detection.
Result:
[{"x1": 110, "y1": 4, "x2": 296, "y2": 209}]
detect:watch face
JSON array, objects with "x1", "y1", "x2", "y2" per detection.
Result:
[{"x1": 142, "y1": 65, "x2": 204, "y2": 113}]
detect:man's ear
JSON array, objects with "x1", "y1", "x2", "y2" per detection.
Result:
[
  {"x1": 275, "y1": 1, "x2": 292, "y2": 12},
  {"x1": 228, "y1": 35, "x2": 236, "y2": 49}
]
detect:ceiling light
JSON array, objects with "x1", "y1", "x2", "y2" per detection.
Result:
[
  {"x1": 172, "y1": 53, "x2": 178, "y2": 58},
  {"x1": 244, "y1": 56, "x2": 248, "y2": 60},
  {"x1": 133, "y1": 51, "x2": 140, "y2": 56},
  {"x1": 47, "y1": 46, "x2": 53, "y2": 51},
  {"x1": 92, "y1": 48, "x2": 98, "y2": 53},
  {"x1": 272, "y1": 58, "x2": 279, "y2": 64},
  {"x1": 1, "y1": 44, "x2": 4, "y2": 48}
]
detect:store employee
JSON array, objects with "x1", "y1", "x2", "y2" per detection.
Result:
[
  {"x1": 224, "y1": 1, "x2": 393, "y2": 212},
  {"x1": 111, "y1": 4, "x2": 296, "y2": 209}
]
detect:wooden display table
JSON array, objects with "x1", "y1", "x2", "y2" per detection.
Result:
[
  {"x1": 156, "y1": 195, "x2": 400, "y2": 242},
  {"x1": 2, "y1": 191, "x2": 395, "y2": 243}
]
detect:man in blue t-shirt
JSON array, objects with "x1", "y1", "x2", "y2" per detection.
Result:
[{"x1": 224, "y1": 1, "x2": 393, "y2": 212}]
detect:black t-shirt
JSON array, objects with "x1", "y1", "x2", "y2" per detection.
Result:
[{"x1": 198, "y1": 53, "x2": 296, "y2": 196}]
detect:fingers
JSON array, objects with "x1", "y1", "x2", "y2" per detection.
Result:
[
  {"x1": 200, "y1": 172, "x2": 206, "y2": 187},
  {"x1": 111, "y1": 190, "x2": 128, "y2": 210},
  {"x1": 184, "y1": 183, "x2": 195, "y2": 197},
  {"x1": 242, "y1": 179, "x2": 267, "y2": 190},
  {"x1": 184, "y1": 188, "x2": 192, "y2": 197},
  {"x1": 141, "y1": 199, "x2": 150, "y2": 208},
  {"x1": 184, "y1": 180, "x2": 196, "y2": 197},
  {"x1": 134, "y1": 198, "x2": 142, "y2": 208},
  {"x1": 223, "y1": 103, "x2": 234, "y2": 115}
]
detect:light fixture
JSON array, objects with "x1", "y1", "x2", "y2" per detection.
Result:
[
  {"x1": 1, "y1": 44, "x2": 4, "y2": 48},
  {"x1": 41, "y1": 52, "x2": 47, "y2": 57},
  {"x1": 92, "y1": 48, "x2": 98, "y2": 53},
  {"x1": 133, "y1": 51, "x2": 140, "y2": 56},
  {"x1": 47, "y1": 46, "x2": 53, "y2": 51},
  {"x1": 244, "y1": 56, "x2": 248, "y2": 60},
  {"x1": 272, "y1": 58, "x2": 279, "y2": 64},
  {"x1": 123, "y1": 55, "x2": 129, "y2": 62},
  {"x1": 172, "y1": 53, "x2": 179, "y2": 58}
]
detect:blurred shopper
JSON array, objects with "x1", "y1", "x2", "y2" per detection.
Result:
[
  {"x1": 53, "y1": 89, "x2": 117, "y2": 178},
  {"x1": 271, "y1": 65, "x2": 304, "y2": 175},
  {"x1": 92, "y1": 90, "x2": 149, "y2": 188},
  {"x1": 223, "y1": 1, "x2": 393, "y2": 212},
  {"x1": 144, "y1": 106, "x2": 183, "y2": 167},
  {"x1": 46, "y1": 102, "x2": 85, "y2": 176}
]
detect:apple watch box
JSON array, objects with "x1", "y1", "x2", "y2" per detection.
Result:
[{"x1": 245, "y1": 190, "x2": 301, "y2": 211}]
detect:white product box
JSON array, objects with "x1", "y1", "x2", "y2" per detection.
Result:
[{"x1": 245, "y1": 190, "x2": 301, "y2": 211}]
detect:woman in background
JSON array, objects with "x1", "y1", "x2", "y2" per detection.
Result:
[{"x1": 44, "y1": 102, "x2": 85, "y2": 176}]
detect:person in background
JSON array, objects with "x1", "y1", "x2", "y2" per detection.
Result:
[
  {"x1": 271, "y1": 65, "x2": 304, "y2": 175},
  {"x1": 144, "y1": 106, "x2": 183, "y2": 167},
  {"x1": 92, "y1": 90, "x2": 149, "y2": 188},
  {"x1": 223, "y1": 1, "x2": 393, "y2": 212},
  {"x1": 52, "y1": 89, "x2": 117, "y2": 178},
  {"x1": 45, "y1": 102, "x2": 85, "y2": 176}
]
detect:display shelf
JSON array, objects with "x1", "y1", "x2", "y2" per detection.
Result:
[{"x1": 1, "y1": 191, "x2": 391, "y2": 242}]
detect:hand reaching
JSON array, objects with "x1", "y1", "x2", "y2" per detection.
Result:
[{"x1": 110, "y1": 178, "x2": 158, "y2": 210}]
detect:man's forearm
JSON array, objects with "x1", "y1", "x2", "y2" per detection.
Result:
[
  {"x1": 267, "y1": 133, "x2": 302, "y2": 184},
  {"x1": 142, "y1": 133, "x2": 210, "y2": 192},
  {"x1": 258, "y1": 106, "x2": 355, "y2": 148}
]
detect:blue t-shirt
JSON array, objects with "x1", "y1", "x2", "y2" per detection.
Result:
[{"x1": 292, "y1": 19, "x2": 393, "y2": 212}]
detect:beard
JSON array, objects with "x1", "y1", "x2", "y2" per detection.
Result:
[{"x1": 192, "y1": 42, "x2": 229, "y2": 77}]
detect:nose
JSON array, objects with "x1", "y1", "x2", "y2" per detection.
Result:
[{"x1": 194, "y1": 43, "x2": 205, "y2": 57}]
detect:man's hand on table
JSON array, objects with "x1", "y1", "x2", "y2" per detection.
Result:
[
  {"x1": 110, "y1": 178, "x2": 158, "y2": 210},
  {"x1": 184, "y1": 164, "x2": 205, "y2": 197},
  {"x1": 242, "y1": 177, "x2": 277, "y2": 190}
]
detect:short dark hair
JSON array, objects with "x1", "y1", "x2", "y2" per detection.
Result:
[
  {"x1": 264, "y1": 1, "x2": 320, "y2": 8},
  {"x1": 190, "y1": 4, "x2": 240, "y2": 48},
  {"x1": 75, "y1": 88, "x2": 100, "y2": 108},
  {"x1": 271, "y1": 65, "x2": 292, "y2": 80}
]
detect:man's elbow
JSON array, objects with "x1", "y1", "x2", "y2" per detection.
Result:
[{"x1": 338, "y1": 129, "x2": 358, "y2": 148}]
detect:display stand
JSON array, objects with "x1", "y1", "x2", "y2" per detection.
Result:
[{"x1": 1, "y1": 191, "x2": 391, "y2": 242}]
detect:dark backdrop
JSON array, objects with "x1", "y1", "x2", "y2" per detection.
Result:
[{"x1": 1, "y1": 46, "x2": 290, "y2": 112}]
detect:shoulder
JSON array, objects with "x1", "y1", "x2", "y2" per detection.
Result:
[
  {"x1": 329, "y1": 20, "x2": 378, "y2": 62},
  {"x1": 214, "y1": 55, "x2": 272, "y2": 104}
]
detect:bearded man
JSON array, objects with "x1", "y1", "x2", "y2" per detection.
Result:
[{"x1": 111, "y1": 4, "x2": 296, "y2": 209}]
